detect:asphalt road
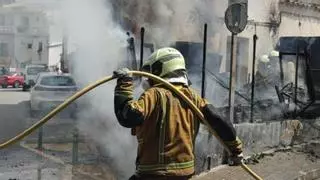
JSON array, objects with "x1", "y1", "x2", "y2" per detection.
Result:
[
  {"x1": 0, "y1": 88, "x2": 30, "y2": 142},
  {"x1": 0, "y1": 88, "x2": 75, "y2": 180}
]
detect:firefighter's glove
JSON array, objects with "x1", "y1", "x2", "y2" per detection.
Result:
[
  {"x1": 113, "y1": 68, "x2": 131, "y2": 79},
  {"x1": 228, "y1": 153, "x2": 244, "y2": 166}
]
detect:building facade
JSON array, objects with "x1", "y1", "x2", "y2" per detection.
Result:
[
  {"x1": 0, "y1": 4, "x2": 49, "y2": 69},
  {"x1": 212, "y1": 0, "x2": 320, "y2": 86}
]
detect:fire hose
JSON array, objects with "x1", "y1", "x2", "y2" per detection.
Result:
[{"x1": 0, "y1": 70, "x2": 263, "y2": 180}]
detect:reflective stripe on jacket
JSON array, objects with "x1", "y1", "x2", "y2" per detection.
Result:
[
  {"x1": 114, "y1": 77, "x2": 242, "y2": 176},
  {"x1": 114, "y1": 78, "x2": 206, "y2": 176}
]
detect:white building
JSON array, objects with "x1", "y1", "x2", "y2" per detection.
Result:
[
  {"x1": 0, "y1": 3, "x2": 49, "y2": 69},
  {"x1": 209, "y1": 0, "x2": 320, "y2": 87}
]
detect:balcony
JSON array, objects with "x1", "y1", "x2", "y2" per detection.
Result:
[{"x1": 0, "y1": 26, "x2": 14, "y2": 34}]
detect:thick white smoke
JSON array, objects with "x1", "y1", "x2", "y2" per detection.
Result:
[
  {"x1": 119, "y1": 0, "x2": 218, "y2": 47},
  {"x1": 38, "y1": 0, "x2": 224, "y2": 178},
  {"x1": 59, "y1": 0, "x2": 136, "y2": 179}
]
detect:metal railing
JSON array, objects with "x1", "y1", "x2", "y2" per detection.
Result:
[{"x1": 29, "y1": 111, "x2": 81, "y2": 165}]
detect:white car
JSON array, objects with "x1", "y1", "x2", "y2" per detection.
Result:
[
  {"x1": 23, "y1": 64, "x2": 48, "y2": 91},
  {"x1": 30, "y1": 72, "x2": 78, "y2": 118}
]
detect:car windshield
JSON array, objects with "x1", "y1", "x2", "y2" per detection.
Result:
[
  {"x1": 40, "y1": 76, "x2": 76, "y2": 86},
  {"x1": 7, "y1": 72, "x2": 17, "y2": 76},
  {"x1": 27, "y1": 67, "x2": 47, "y2": 75},
  {"x1": 0, "y1": 67, "x2": 9, "y2": 75}
]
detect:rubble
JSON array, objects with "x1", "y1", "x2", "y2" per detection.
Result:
[{"x1": 192, "y1": 144, "x2": 320, "y2": 180}]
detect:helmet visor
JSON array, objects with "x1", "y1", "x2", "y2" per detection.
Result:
[{"x1": 140, "y1": 64, "x2": 151, "y2": 73}]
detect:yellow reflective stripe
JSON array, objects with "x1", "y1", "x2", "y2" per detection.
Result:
[
  {"x1": 114, "y1": 93, "x2": 133, "y2": 98},
  {"x1": 114, "y1": 90, "x2": 132, "y2": 95},
  {"x1": 137, "y1": 161, "x2": 194, "y2": 172},
  {"x1": 158, "y1": 90, "x2": 167, "y2": 163},
  {"x1": 225, "y1": 136, "x2": 242, "y2": 146}
]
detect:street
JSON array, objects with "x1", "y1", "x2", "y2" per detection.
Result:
[
  {"x1": 0, "y1": 88, "x2": 117, "y2": 180},
  {"x1": 0, "y1": 88, "x2": 75, "y2": 180},
  {"x1": 0, "y1": 88, "x2": 30, "y2": 143}
]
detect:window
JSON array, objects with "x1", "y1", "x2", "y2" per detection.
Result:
[
  {"x1": 37, "y1": 42, "x2": 43, "y2": 53},
  {"x1": 8, "y1": 72, "x2": 16, "y2": 76},
  {"x1": 0, "y1": 67, "x2": 8, "y2": 75},
  {"x1": 27, "y1": 43, "x2": 32, "y2": 49},
  {"x1": 0, "y1": 42, "x2": 9, "y2": 57},
  {"x1": 27, "y1": 67, "x2": 47, "y2": 75},
  {"x1": 21, "y1": 16, "x2": 29, "y2": 27},
  {"x1": 0, "y1": 15, "x2": 5, "y2": 26},
  {"x1": 18, "y1": 16, "x2": 29, "y2": 33},
  {"x1": 6, "y1": 16, "x2": 13, "y2": 25},
  {"x1": 40, "y1": 76, "x2": 76, "y2": 86}
]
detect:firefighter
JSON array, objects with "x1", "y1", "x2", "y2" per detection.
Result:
[{"x1": 113, "y1": 47, "x2": 243, "y2": 180}]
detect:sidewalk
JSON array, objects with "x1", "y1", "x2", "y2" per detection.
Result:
[
  {"x1": 193, "y1": 142, "x2": 320, "y2": 180},
  {"x1": 19, "y1": 142, "x2": 117, "y2": 180}
]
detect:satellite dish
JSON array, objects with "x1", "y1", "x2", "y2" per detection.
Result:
[{"x1": 225, "y1": 3, "x2": 248, "y2": 34}]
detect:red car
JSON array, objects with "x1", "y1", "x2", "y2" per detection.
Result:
[{"x1": 0, "y1": 72, "x2": 25, "y2": 88}]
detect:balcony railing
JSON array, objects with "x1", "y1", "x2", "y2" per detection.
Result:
[{"x1": 0, "y1": 26, "x2": 14, "y2": 34}]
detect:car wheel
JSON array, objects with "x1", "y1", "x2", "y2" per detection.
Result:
[
  {"x1": 22, "y1": 85, "x2": 29, "y2": 91},
  {"x1": 13, "y1": 81, "x2": 20, "y2": 88}
]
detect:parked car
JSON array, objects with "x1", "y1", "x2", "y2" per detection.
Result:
[
  {"x1": 0, "y1": 72, "x2": 25, "y2": 88},
  {"x1": 23, "y1": 64, "x2": 48, "y2": 91},
  {"x1": 30, "y1": 72, "x2": 78, "y2": 118},
  {"x1": 0, "y1": 67, "x2": 9, "y2": 76}
]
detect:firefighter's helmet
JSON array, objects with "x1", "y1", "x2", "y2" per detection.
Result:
[{"x1": 141, "y1": 47, "x2": 186, "y2": 77}]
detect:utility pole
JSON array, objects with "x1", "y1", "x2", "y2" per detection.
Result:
[
  {"x1": 61, "y1": 35, "x2": 68, "y2": 73},
  {"x1": 250, "y1": 25, "x2": 258, "y2": 123},
  {"x1": 201, "y1": 23, "x2": 208, "y2": 99},
  {"x1": 228, "y1": 33, "x2": 237, "y2": 123},
  {"x1": 225, "y1": 0, "x2": 248, "y2": 123}
]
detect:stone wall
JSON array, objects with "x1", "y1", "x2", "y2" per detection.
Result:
[{"x1": 195, "y1": 119, "x2": 320, "y2": 173}]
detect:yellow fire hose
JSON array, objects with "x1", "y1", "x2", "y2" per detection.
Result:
[{"x1": 0, "y1": 70, "x2": 263, "y2": 180}]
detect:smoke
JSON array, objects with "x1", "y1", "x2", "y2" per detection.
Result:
[
  {"x1": 58, "y1": 0, "x2": 136, "y2": 179},
  {"x1": 118, "y1": 0, "x2": 218, "y2": 47},
  {"x1": 39, "y1": 0, "x2": 224, "y2": 178}
]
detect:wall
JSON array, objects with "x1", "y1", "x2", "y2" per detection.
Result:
[
  {"x1": 0, "y1": 33, "x2": 14, "y2": 66},
  {"x1": 195, "y1": 119, "x2": 320, "y2": 173},
  {"x1": 0, "y1": 7, "x2": 49, "y2": 68},
  {"x1": 208, "y1": 0, "x2": 278, "y2": 87},
  {"x1": 279, "y1": 13, "x2": 320, "y2": 37},
  {"x1": 14, "y1": 35, "x2": 49, "y2": 67},
  {"x1": 13, "y1": 9, "x2": 49, "y2": 67},
  {"x1": 206, "y1": 0, "x2": 320, "y2": 89}
]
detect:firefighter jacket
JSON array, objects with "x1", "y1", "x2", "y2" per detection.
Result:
[{"x1": 114, "y1": 77, "x2": 242, "y2": 176}]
